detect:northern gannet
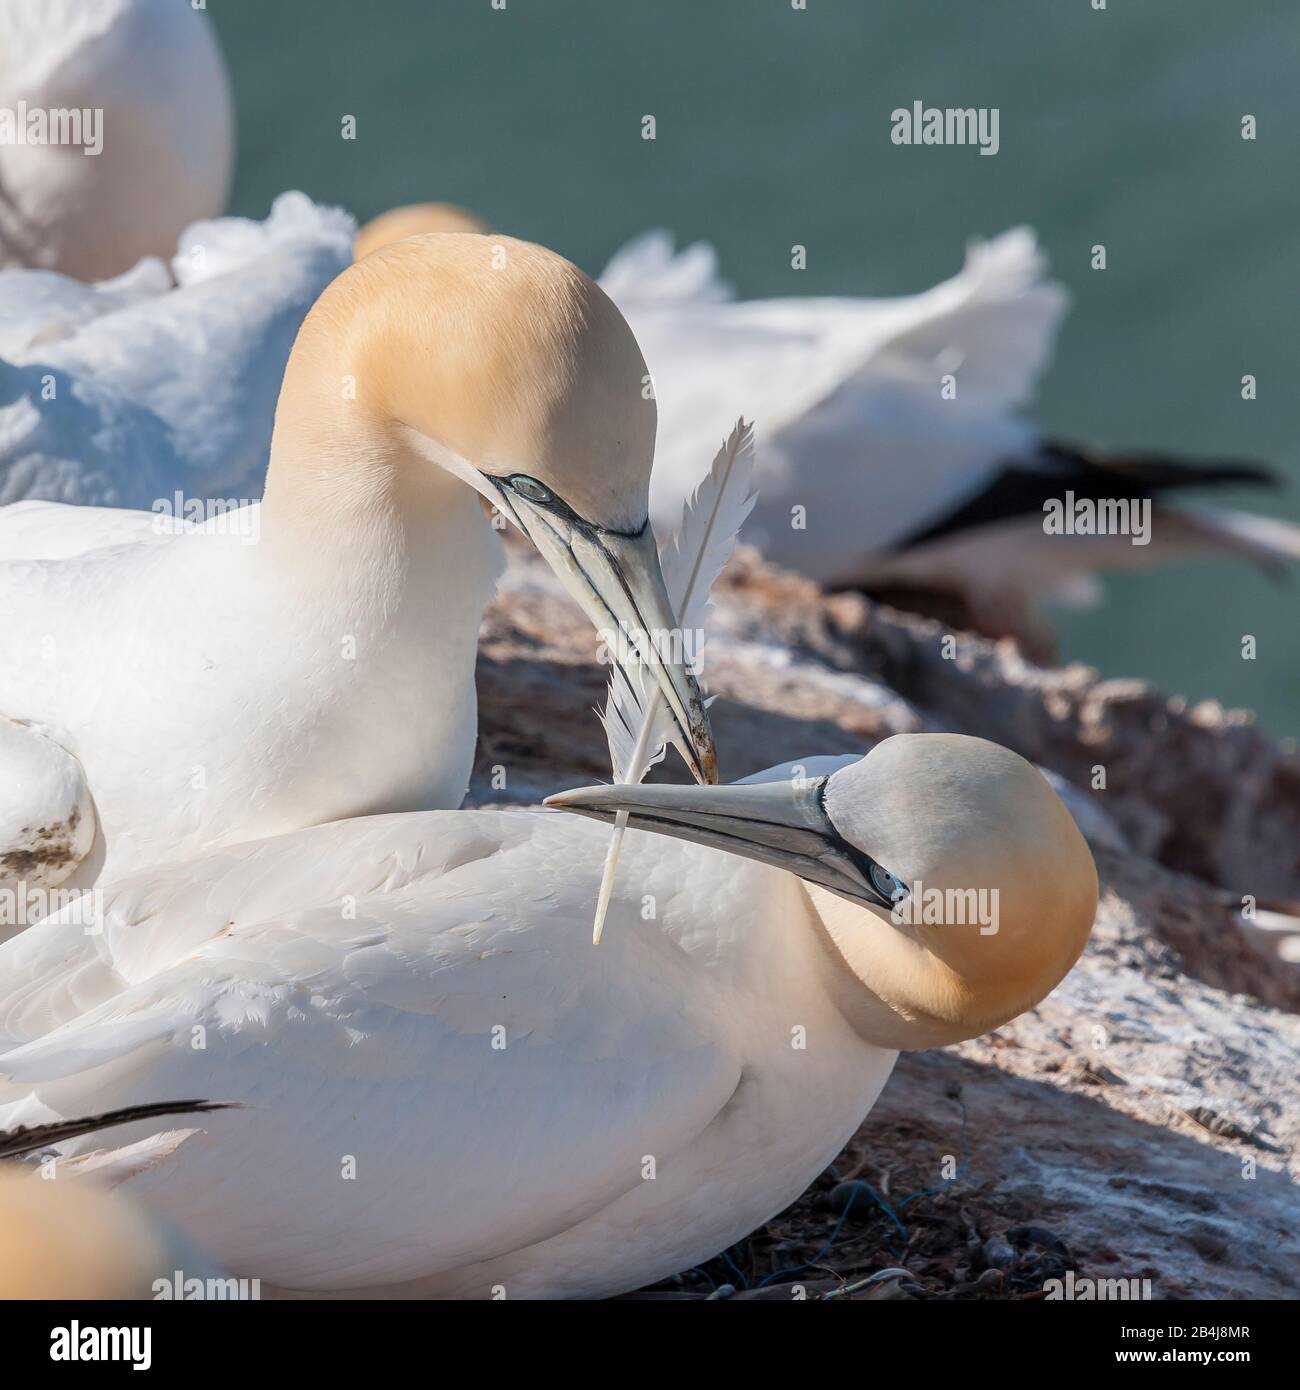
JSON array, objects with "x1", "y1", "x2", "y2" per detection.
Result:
[
  {"x1": 357, "y1": 208, "x2": 1297, "y2": 656},
  {"x1": 0, "y1": 0, "x2": 233, "y2": 281},
  {"x1": 0, "y1": 233, "x2": 715, "y2": 900},
  {"x1": 0, "y1": 196, "x2": 477, "y2": 511},
  {"x1": 0, "y1": 192, "x2": 355, "y2": 510},
  {"x1": 606, "y1": 230, "x2": 1298, "y2": 658},
  {"x1": 1, "y1": 195, "x2": 482, "y2": 511},
  {"x1": 0, "y1": 734, "x2": 1097, "y2": 1298}
]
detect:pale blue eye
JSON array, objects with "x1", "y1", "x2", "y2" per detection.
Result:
[
  {"x1": 509, "y1": 475, "x2": 552, "y2": 504},
  {"x1": 870, "y1": 862, "x2": 906, "y2": 902}
]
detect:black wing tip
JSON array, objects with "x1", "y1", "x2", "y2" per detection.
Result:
[
  {"x1": 0, "y1": 1099, "x2": 245, "y2": 1162},
  {"x1": 1042, "y1": 440, "x2": 1281, "y2": 491}
]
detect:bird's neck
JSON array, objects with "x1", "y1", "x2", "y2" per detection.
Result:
[
  {"x1": 256, "y1": 233, "x2": 513, "y2": 597},
  {"x1": 250, "y1": 347, "x2": 505, "y2": 760},
  {"x1": 257, "y1": 314, "x2": 504, "y2": 612},
  {"x1": 803, "y1": 884, "x2": 986, "y2": 1051}
]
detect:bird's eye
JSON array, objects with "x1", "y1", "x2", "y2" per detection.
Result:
[
  {"x1": 508, "y1": 475, "x2": 553, "y2": 504},
  {"x1": 869, "y1": 861, "x2": 907, "y2": 903}
]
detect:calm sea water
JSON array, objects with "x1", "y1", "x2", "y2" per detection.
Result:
[{"x1": 213, "y1": 0, "x2": 1300, "y2": 738}]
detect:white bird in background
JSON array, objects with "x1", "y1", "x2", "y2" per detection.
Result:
[
  {"x1": 0, "y1": 233, "x2": 714, "y2": 906},
  {"x1": 0, "y1": 0, "x2": 233, "y2": 281},
  {"x1": 353, "y1": 209, "x2": 1299, "y2": 656},
  {"x1": 0, "y1": 197, "x2": 488, "y2": 512},
  {"x1": 0, "y1": 734, "x2": 1097, "y2": 1299},
  {"x1": 607, "y1": 228, "x2": 1299, "y2": 658},
  {"x1": 0, "y1": 1101, "x2": 230, "y2": 1298},
  {"x1": 0, "y1": 191, "x2": 355, "y2": 510}
]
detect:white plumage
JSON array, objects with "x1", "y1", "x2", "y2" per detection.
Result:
[
  {"x1": 0, "y1": 192, "x2": 355, "y2": 508},
  {"x1": 0, "y1": 495, "x2": 501, "y2": 898},
  {"x1": 0, "y1": 734, "x2": 1098, "y2": 1298},
  {"x1": 0, "y1": 232, "x2": 715, "y2": 901},
  {"x1": 612, "y1": 226, "x2": 1065, "y2": 579},
  {"x1": 0, "y1": 0, "x2": 233, "y2": 281},
  {"x1": 0, "y1": 805, "x2": 876, "y2": 1297},
  {"x1": 607, "y1": 227, "x2": 1297, "y2": 652}
]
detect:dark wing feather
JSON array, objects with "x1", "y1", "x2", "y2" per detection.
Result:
[
  {"x1": 897, "y1": 440, "x2": 1278, "y2": 550},
  {"x1": 0, "y1": 1100, "x2": 239, "y2": 1160}
]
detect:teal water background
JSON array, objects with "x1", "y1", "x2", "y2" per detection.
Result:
[{"x1": 212, "y1": 0, "x2": 1300, "y2": 738}]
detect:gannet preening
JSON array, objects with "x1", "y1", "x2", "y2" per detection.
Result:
[
  {"x1": 355, "y1": 202, "x2": 489, "y2": 260},
  {"x1": 0, "y1": 192, "x2": 355, "y2": 510},
  {"x1": 0, "y1": 0, "x2": 233, "y2": 281},
  {"x1": 352, "y1": 216, "x2": 1297, "y2": 655},
  {"x1": 0, "y1": 1102, "x2": 229, "y2": 1299},
  {"x1": 0, "y1": 233, "x2": 715, "y2": 902},
  {"x1": 0, "y1": 734, "x2": 1096, "y2": 1298}
]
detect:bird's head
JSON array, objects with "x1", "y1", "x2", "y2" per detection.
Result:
[
  {"x1": 548, "y1": 733, "x2": 1097, "y2": 1046},
  {"x1": 272, "y1": 232, "x2": 716, "y2": 782}
]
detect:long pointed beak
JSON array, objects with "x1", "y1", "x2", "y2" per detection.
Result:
[
  {"x1": 503, "y1": 493, "x2": 718, "y2": 784},
  {"x1": 545, "y1": 776, "x2": 899, "y2": 908}
]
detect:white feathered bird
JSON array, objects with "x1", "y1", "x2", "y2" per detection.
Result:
[
  {"x1": 0, "y1": 733, "x2": 1096, "y2": 1298},
  {"x1": 352, "y1": 211, "x2": 1298, "y2": 655},
  {"x1": 607, "y1": 227, "x2": 1298, "y2": 658},
  {"x1": 0, "y1": 191, "x2": 355, "y2": 510},
  {"x1": 0, "y1": 233, "x2": 715, "y2": 901},
  {"x1": 0, "y1": 0, "x2": 233, "y2": 281}
]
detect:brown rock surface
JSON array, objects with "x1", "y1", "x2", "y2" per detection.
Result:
[{"x1": 471, "y1": 541, "x2": 1300, "y2": 1300}]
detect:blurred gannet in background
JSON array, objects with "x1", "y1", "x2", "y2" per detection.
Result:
[
  {"x1": 0, "y1": 233, "x2": 714, "y2": 903},
  {"x1": 0, "y1": 734, "x2": 1097, "y2": 1298},
  {"x1": 354, "y1": 201, "x2": 489, "y2": 259},
  {"x1": 0, "y1": 1101, "x2": 229, "y2": 1298},
  {"x1": 606, "y1": 229, "x2": 1299, "y2": 658},
  {"x1": 0, "y1": 0, "x2": 233, "y2": 281},
  {"x1": 0, "y1": 192, "x2": 355, "y2": 510},
  {"x1": 1, "y1": 196, "x2": 485, "y2": 510},
  {"x1": 357, "y1": 209, "x2": 1298, "y2": 656}
]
